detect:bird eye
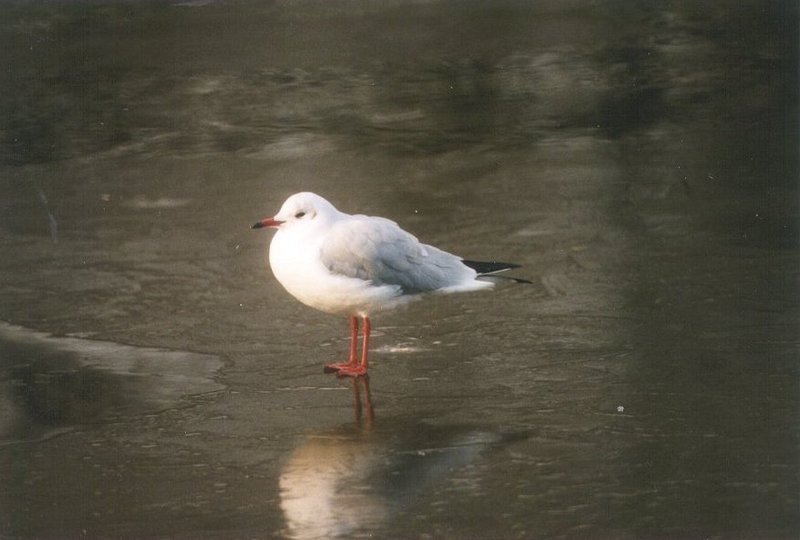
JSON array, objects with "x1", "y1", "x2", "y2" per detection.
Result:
[{"x1": 294, "y1": 211, "x2": 306, "y2": 219}]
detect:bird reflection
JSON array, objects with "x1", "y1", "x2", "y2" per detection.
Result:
[
  {"x1": 350, "y1": 376, "x2": 374, "y2": 427},
  {"x1": 279, "y1": 378, "x2": 513, "y2": 539}
]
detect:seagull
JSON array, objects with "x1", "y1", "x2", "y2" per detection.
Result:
[{"x1": 252, "y1": 192, "x2": 527, "y2": 377}]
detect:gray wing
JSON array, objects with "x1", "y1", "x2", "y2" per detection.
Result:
[{"x1": 319, "y1": 215, "x2": 475, "y2": 294}]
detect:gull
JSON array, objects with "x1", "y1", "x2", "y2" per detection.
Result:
[{"x1": 252, "y1": 192, "x2": 527, "y2": 377}]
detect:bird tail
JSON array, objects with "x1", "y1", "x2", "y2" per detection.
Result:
[{"x1": 462, "y1": 260, "x2": 532, "y2": 284}]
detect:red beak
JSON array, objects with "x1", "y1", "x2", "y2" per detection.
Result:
[{"x1": 251, "y1": 217, "x2": 284, "y2": 229}]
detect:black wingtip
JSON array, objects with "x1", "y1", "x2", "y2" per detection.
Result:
[
  {"x1": 462, "y1": 259, "x2": 521, "y2": 275},
  {"x1": 463, "y1": 259, "x2": 531, "y2": 284}
]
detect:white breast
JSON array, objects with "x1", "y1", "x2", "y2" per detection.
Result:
[{"x1": 269, "y1": 228, "x2": 408, "y2": 317}]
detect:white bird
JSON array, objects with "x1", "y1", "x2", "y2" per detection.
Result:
[{"x1": 253, "y1": 192, "x2": 527, "y2": 377}]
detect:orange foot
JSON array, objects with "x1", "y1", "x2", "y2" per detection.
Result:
[
  {"x1": 335, "y1": 364, "x2": 368, "y2": 378},
  {"x1": 323, "y1": 360, "x2": 358, "y2": 374}
]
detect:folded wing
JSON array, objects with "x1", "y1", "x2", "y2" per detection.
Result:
[{"x1": 319, "y1": 216, "x2": 478, "y2": 294}]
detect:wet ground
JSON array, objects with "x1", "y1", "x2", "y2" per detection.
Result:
[{"x1": 1, "y1": 1, "x2": 798, "y2": 538}]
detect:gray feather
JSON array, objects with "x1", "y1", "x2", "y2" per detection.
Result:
[{"x1": 319, "y1": 216, "x2": 473, "y2": 294}]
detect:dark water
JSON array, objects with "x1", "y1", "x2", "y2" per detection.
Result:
[{"x1": 1, "y1": 1, "x2": 798, "y2": 538}]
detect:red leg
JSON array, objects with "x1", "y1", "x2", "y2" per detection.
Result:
[
  {"x1": 336, "y1": 316, "x2": 370, "y2": 377},
  {"x1": 324, "y1": 316, "x2": 359, "y2": 373},
  {"x1": 348, "y1": 316, "x2": 359, "y2": 364},
  {"x1": 360, "y1": 316, "x2": 371, "y2": 370}
]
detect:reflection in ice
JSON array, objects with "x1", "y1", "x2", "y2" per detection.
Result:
[
  {"x1": 280, "y1": 429, "x2": 387, "y2": 539},
  {"x1": 279, "y1": 379, "x2": 518, "y2": 539},
  {"x1": 0, "y1": 321, "x2": 223, "y2": 444}
]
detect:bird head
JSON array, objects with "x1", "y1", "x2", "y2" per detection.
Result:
[{"x1": 252, "y1": 192, "x2": 339, "y2": 232}]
